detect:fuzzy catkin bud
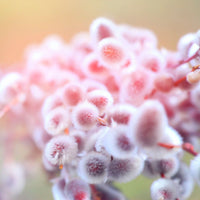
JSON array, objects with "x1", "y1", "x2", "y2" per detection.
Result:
[
  {"x1": 44, "y1": 135, "x2": 78, "y2": 166},
  {"x1": 0, "y1": 72, "x2": 25, "y2": 104},
  {"x1": 87, "y1": 89, "x2": 113, "y2": 114},
  {"x1": 139, "y1": 50, "x2": 166, "y2": 72},
  {"x1": 119, "y1": 26, "x2": 157, "y2": 52},
  {"x1": 42, "y1": 93, "x2": 64, "y2": 117},
  {"x1": 71, "y1": 101, "x2": 99, "y2": 131},
  {"x1": 108, "y1": 155, "x2": 144, "y2": 183},
  {"x1": 102, "y1": 125, "x2": 135, "y2": 159},
  {"x1": 65, "y1": 179, "x2": 91, "y2": 200},
  {"x1": 154, "y1": 73, "x2": 174, "y2": 92},
  {"x1": 172, "y1": 163, "x2": 194, "y2": 199},
  {"x1": 143, "y1": 156, "x2": 179, "y2": 178},
  {"x1": 151, "y1": 178, "x2": 181, "y2": 200},
  {"x1": 61, "y1": 82, "x2": 85, "y2": 106},
  {"x1": 107, "y1": 103, "x2": 136, "y2": 125},
  {"x1": 82, "y1": 79, "x2": 107, "y2": 92},
  {"x1": 131, "y1": 100, "x2": 167, "y2": 148},
  {"x1": 120, "y1": 69, "x2": 154, "y2": 105},
  {"x1": 144, "y1": 126, "x2": 183, "y2": 159},
  {"x1": 90, "y1": 17, "x2": 116, "y2": 44},
  {"x1": 177, "y1": 32, "x2": 196, "y2": 58},
  {"x1": 78, "y1": 151, "x2": 109, "y2": 184},
  {"x1": 187, "y1": 68, "x2": 200, "y2": 84},
  {"x1": 44, "y1": 107, "x2": 69, "y2": 136},
  {"x1": 42, "y1": 154, "x2": 58, "y2": 172},
  {"x1": 98, "y1": 38, "x2": 127, "y2": 68},
  {"x1": 70, "y1": 130, "x2": 85, "y2": 152},
  {"x1": 82, "y1": 53, "x2": 108, "y2": 80}
]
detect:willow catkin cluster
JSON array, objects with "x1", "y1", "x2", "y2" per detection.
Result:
[{"x1": 0, "y1": 17, "x2": 200, "y2": 200}]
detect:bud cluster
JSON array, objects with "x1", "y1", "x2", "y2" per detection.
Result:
[{"x1": 0, "y1": 17, "x2": 200, "y2": 200}]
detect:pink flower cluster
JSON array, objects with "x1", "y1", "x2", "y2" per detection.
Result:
[{"x1": 1, "y1": 17, "x2": 200, "y2": 200}]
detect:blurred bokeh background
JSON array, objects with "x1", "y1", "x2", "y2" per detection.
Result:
[
  {"x1": 0, "y1": 0, "x2": 200, "y2": 66},
  {"x1": 0, "y1": 0, "x2": 200, "y2": 199}
]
